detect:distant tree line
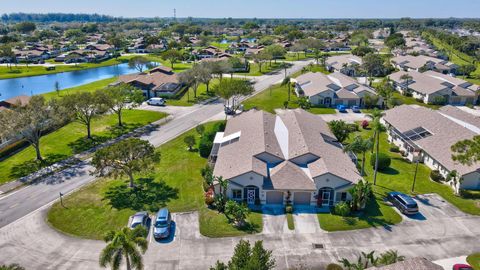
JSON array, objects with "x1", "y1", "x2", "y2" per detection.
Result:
[{"x1": 0, "y1": 13, "x2": 118, "y2": 23}]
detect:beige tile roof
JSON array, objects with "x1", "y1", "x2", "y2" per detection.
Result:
[
  {"x1": 383, "y1": 105, "x2": 480, "y2": 176},
  {"x1": 391, "y1": 55, "x2": 448, "y2": 69},
  {"x1": 214, "y1": 109, "x2": 361, "y2": 188},
  {"x1": 117, "y1": 67, "x2": 178, "y2": 92},
  {"x1": 440, "y1": 105, "x2": 480, "y2": 128},
  {"x1": 326, "y1": 54, "x2": 362, "y2": 70}
]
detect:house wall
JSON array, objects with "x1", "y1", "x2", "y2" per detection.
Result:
[
  {"x1": 225, "y1": 172, "x2": 266, "y2": 203},
  {"x1": 461, "y1": 172, "x2": 480, "y2": 190},
  {"x1": 313, "y1": 173, "x2": 354, "y2": 204}
]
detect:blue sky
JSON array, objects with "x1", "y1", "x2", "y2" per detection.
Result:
[{"x1": 2, "y1": 0, "x2": 480, "y2": 18}]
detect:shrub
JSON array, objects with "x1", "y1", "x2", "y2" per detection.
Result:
[
  {"x1": 389, "y1": 145, "x2": 400, "y2": 152},
  {"x1": 370, "y1": 153, "x2": 391, "y2": 170},
  {"x1": 430, "y1": 170, "x2": 444, "y2": 182},
  {"x1": 0, "y1": 139, "x2": 29, "y2": 160},
  {"x1": 333, "y1": 201, "x2": 351, "y2": 217},
  {"x1": 199, "y1": 136, "x2": 213, "y2": 158},
  {"x1": 205, "y1": 195, "x2": 215, "y2": 206},
  {"x1": 361, "y1": 120, "x2": 369, "y2": 129},
  {"x1": 326, "y1": 263, "x2": 344, "y2": 270},
  {"x1": 285, "y1": 204, "x2": 293, "y2": 214},
  {"x1": 431, "y1": 96, "x2": 447, "y2": 105}
]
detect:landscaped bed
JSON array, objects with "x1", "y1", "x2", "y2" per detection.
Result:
[
  {"x1": 0, "y1": 110, "x2": 166, "y2": 185},
  {"x1": 467, "y1": 253, "x2": 480, "y2": 270},
  {"x1": 47, "y1": 121, "x2": 263, "y2": 239}
]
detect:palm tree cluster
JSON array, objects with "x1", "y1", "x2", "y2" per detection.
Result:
[{"x1": 339, "y1": 250, "x2": 405, "y2": 270}]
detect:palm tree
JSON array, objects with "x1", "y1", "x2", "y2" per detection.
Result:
[
  {"x1": 378, "y1": 250, "x2": 405, "y2": 265},
  {"x1": 366, "y1": 108, "x2": 384, "y2": 154},
  {"x1": 281, "y1": 76, "x2": 292, "y2": 101},
  {"x1": 399, "y1": 74, "x2": 413, "y2": 94},
  {"x1": 99, "y1": 227, "x2": 148, "y2": 270},
  {"x1": 371, "y1": 118, "x2": 384, "y2": 186},
  {"x1": 344, "y1": 136, "x2": 373, "y2": 176}
]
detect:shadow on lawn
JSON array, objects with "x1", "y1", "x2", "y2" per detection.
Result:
[
  {"x1": 103, "y1": 178, "x2": 179, "y2": 212},
  {"x1": 342, "y1": 199, "x2": 395, "y2": 231},
  {"x1": 10, "y1": 153, "x2": 69, "y2": 179},
  {"x1": 108, "y1": 123, "x2": 143, "y2": 137},
  {"x1": 224, "y1": 210, "x2": 262, "y2": 234},
  {"x1": 68, "y1": 135, "x2": 110, "y2": 154}
]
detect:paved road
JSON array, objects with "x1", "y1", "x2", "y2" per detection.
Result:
[
  {"x1": 0, "y1": 60, "x2": 311, "y2": 229},
  {"x1": 0, "y1": 194, "x2": 479, "y2": 269}
]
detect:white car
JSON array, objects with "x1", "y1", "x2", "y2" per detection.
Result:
[{"x1": 147, "y1": 97, "x2": 165, "y2": 106}]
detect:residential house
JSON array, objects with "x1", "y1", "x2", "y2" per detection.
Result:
[
  {"x1": 325, "y1": 54, "x2": 362, "y2": 76},
  {"x1": 192, "y1": 46, "x2": 222, "y2": 59},
  {"x1": 14, "y1": 49, "x2": 50, "y2": 63},
  {"x1": 115, "y1": 66, "x2": 182, "y2": 98},
  {"x1": 211, "y1": 109, "x2": 362, "y2": 207},
  {"x1": 391, "y1": 55, "x2": 458, "y2": 74},
  {"x1": 389, "y1": 70, "x2": 479, "y2": 105},
  {"x1": 373, "y1": 28, "x2": 391, "y2": 39},
  {"x1": 382, "y1": 105, "x2": 480, "y2": 190},
  {"x1": 0, "y1": 95, "x2": 31, "y2": 111},
  {"x1": 294, "y1": 72, "x2": 381, "y2": 107}
]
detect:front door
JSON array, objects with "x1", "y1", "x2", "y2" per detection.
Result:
[
  {"x1": 247, "y1": 189, "x2": 256, "y2": 204},
  {"x1": 321, "y1": 191, "x2": 330, "y2": 206}
]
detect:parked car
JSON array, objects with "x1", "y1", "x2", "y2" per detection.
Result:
[
  {"x1": 336, "y1": 104, "x2": 347, "y2": 113},
  {"x1": 453, "y1": 264, "x2": 473, "y2": 270},
  {"x1": 351, "y1": 105, "x2": 361, "y2": 113},
  {"x1": 147, "y1": 97, "x2": 166, "y2": 106},
  {"x1": 129, "y1": 211, "x2": 149, "y2": 229},
  {"x1": 153, "y1": 208, "x2": 172, "y2": 239},
  {"x1": 387, "y1": 191, "x2": 419, "y2": 215}
]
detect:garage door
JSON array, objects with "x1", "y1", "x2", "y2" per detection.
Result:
[
  {"x1": 266, "y1": 191, "x2": 284, "y2": 204},
  {"x1": 294, "y1": 192, "x2": 311, "y2": 205}
]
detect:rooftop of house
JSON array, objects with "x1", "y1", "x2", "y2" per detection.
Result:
[
  {"x1": 389, "y1": 70, "x2": 478, "y2": 96},
  {"x1": 391, "y1": 54, "x2": 455, "y2": 69},
  {"x1": 117, "y1": 66, "x2": 179, "y2": 91},
  {"x1": 295, "y1": 71, "x2": 376, "y2": 98},
  {"x1": 368, "y1": 257, "x2": 443, "y2": 270},
  {"x1": 383, "y1": 104, "x2": 480, "y2": 176},
  {"x1": 325, "y1": 54, "x2": 362, "y2": 70},
  {"x1": 213, "y1": 109, "x2": 361, "y2": 188}
]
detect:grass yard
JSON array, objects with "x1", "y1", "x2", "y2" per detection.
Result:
[
  {"x1": 286, "y1": 212, "x2": 295, "y2": 230},
  {"x1": 243, "y1": 83, "x2": 336, "y2": 115},
  {"x1": 467, "y1": 253, "x2": 480, "y2": 270},
  {"x1": 236, "y1": 62, "x2": 284, "y2": 76},
  {"x1": 48, "y1": 121, "x2": 263, "y2": 239},
  {"x1": 165, "y1": 79, "x2": 218, "y2": 106},
  {"x1": 41, "y1": 77, "x2": 117, "y2": 100},
  {"x1": 0, "y1": 110, "x2": 166, "y2": 184},
  {"x1": 392, "y1": 92, "x2": 440, "y2": 110},
  {"x1": 199, "y1": 208, "x2": 263, "y2": 238}
]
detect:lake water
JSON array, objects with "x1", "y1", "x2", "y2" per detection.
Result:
[{"x1": 0, "y1": 63, "x2": 141, "y2": 100}]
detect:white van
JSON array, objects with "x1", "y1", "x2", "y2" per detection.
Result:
[{"x1": 147, "y1": 97, "x2": 166, "y2": 106}]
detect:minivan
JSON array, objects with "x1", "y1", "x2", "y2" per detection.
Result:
[
  {"x1": 153, "y1": 208, "x2": 171, "y2": 239},
  {"x1": 147, "y1": 97, "x2": 166, "y2": 106},
  {"x1": 387, "y1": 191, "x2": 419, "y2": 215}
]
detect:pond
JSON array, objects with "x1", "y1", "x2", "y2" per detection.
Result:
[{"x1": 0, "y1": 63, "x2": 142, "y2": 100}]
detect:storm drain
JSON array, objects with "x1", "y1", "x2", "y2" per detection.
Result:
[{"x1": 312, "y1": 243, "x2": 324, "y2": 249}]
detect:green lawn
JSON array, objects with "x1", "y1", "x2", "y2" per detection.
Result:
[
  {"x1": 165, "y1": 79, "x2": 219, "y2": 106},
  {"x1": 286, "y1": 212, "x2": 295, "y2": 230},
  {"x1": 243, "y1": 82, "x2": 336, "y2": 115},
  {"x1": 392, "y1": 92, "x2": 440, "y2": 110},
  {"x1": 41, "y1": 77, "x2": 117, "y2": 100},
  {"x1": 48, "y1": 121, "x2": 263, "y2": 239},
  {"x1": 467, "y1": 253, "x2": 480, "y2": 270},
  {"x1": 123, "y1": 54, "x2": 193, "y2": 73},
  {"x1": 199, "y1": 208, "x2": 263, "y2": 238},
  {"x1": 236, "y1": 62, "x2": 284, "y2": 76},
  {"x1": 0, "y1": 110, "x2": 166, "y2": 184}
]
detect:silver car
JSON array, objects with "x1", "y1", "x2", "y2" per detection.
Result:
[{"x1": 129, "y1": 211, "x2": 149, "y2": 229}]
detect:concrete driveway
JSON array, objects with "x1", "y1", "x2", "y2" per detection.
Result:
[
  {"x1": 262, "y1": 205, "x2": 289, "y2": 234},
  {"x1": 319, "y1": 111, "x2": 368, "y2": 123},
  {"x1": 293, "y1": 207, "x2": 323, "y2": 234}
]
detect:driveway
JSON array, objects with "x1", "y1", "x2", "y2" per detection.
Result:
[
  {"x1": 293, "y1": 207, "x2": 323, "y2": 234},
  {"x1": 319, "y1": 111, "x2": 367, "y2": 123},
  {"x1": 1, "y1": 194, "x2": 479, "y2": 269},
  {"x1": 262, "y1": 205, "x2": 288, "y2": 234}
]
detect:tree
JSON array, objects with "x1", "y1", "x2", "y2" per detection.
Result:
[
  {"x1": 0, "y1": 45, "x2": 15, "y2": 69},
  {"x1": 371, "y1": 117, "x2": 385, "y2": 185},
  {"x1": 447, "y1": 170, "x2": 461, "y2": 194},
  {"x1": 208, "y1": 60, "x2": 232, "y2": 81},
  {"x1": 400, "y1": 74, "x2": 413, "y2": 94},
  {"x1": 378, "y1": 250, "x2": 405, "y2": 265},
  {"x1": 349, "y1": 180, "x2": 372, "y2": 212},
  {"x1": 61, "y1": 91, "x2": 106, "y2": 139},
  {"x1": 99, "y1": 226, "x2": 148, "y2": 270},
  {"x1": 328, "y1": 120, "x2": 355, "y2": 144},
  {"x1": 128, "y1": 56, "x2": 149, "y2": 73},
  {"x1": 376, "y1": 78, "x2": 397, "y2": 109},
  {"x1": 344, "y1": 136, "x2": 373, "y2": 176},
  {"x1": 184, "y1": 135, "x2": 196, "y2": 151},
  {"x1": 367, "y1": 108, "x2": 384, "y2": 153},
  {"x1": 362, "y1": 53, "x2": 385, "y2": 78},
  {"x1": 253, "y1": 50, "x2": 272, "y2": 73},
  {"x1": 161, "y1": 49, "x2": 182, "y2": 69},
  {"x1": 54, "y1": 81, "x2": 60, "y2": 96},
  {"x1": 213, "y1": 79, "x2": 254, "y2": 112},
  {"x1": 0, "y1": 264, "x2": 25, "y2": 270},
  {"x1": 91, "y1": 138, "x2": 160, "y2": 188},
  {"x1": 15, "y1": 21, "x2": 36, "y2": 33},
  {"x1": 98, "y1": 84, "x2": 144, "y2": 127},
  {"x1": 459, "y1": 64, "x2": 476, "y2": 78},
  {"x1": 265, "y1": 44, "x2": 286, "y2": 63},
  {"x1": 0, "y1": 96, "x2": 61, "y2": 161},
  {"x1": 225, "y1": 200, "x2": 250, "y2": 227},
  {"x1": 451, "y1": 135, "x2": 480, "y2": 166},
  {"x1": 197, "y1": 62, "x2": 214, "y2": 94},
  {"x1": 211, "y1": 240, "x2": 275, "y2": 270},
  {"x1": 384, "y1": 33, "x2": 406, "y2": 49},
  {"x1": 281, "y1": 76, "x2": 292, "y2": 101},
  {"x1": 196, "y1": 124, "x2": 205, "y2": 136}
]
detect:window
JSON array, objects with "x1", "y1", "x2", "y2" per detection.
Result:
[
  {"x1": 340, "y1": 192, "x2": 347, "y2": 201},
  {"x1": 232, "y1": 189, "x2": 242, "y2": 199}
]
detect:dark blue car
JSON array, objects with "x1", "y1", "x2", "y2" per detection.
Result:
[
  {"x1": 387, "y1": 192, "x2": 419, "y2": 215},
  {"x1": 336, "y1": 105, "x2": 347, "y2": 113}
]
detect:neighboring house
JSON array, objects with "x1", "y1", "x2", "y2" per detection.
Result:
[
  {"x1": 85, "y1": 44, "x2": 115, "y2": 53},
  {"x1": 211, "y1": 109, "x2": 361, "y2": 207},
  {"x1": 382, "y1": 105, "x2": 480, "y2": 190},
  {"x1": 14, "y1": 49, "x2": 50, "y2": 63},
  {"x1": 325, "y1": 54, "x2": 362, "y2": 76},
  {"x1": 373, "y1": 28, "x2": 391, "y2": 39},
  {"x1": 192, "y1": 46, "x2": 222, "y2": 59},
  {"x1": 294, "y1": 72, "x2": 381, "y2": 107},
  {"x1": 391, "y1": 55, "x2": 458, "y2": 74},
  {"x1": 115, "y1": 66, "x2": 182, "y2": 98},
  {"x1": 389, "y1": 70, "x2": 479, "y2": 105},
  {"x1": 0, "y1": 95, "x2": 31, "y2": 111}
]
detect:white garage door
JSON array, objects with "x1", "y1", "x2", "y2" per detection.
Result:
[
  {"x1": 293, "y1": 192, "x2": 311, "y2": 205},
  {"x1": 266, "y1": 191, "x2": 284, "y2": 204}
]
